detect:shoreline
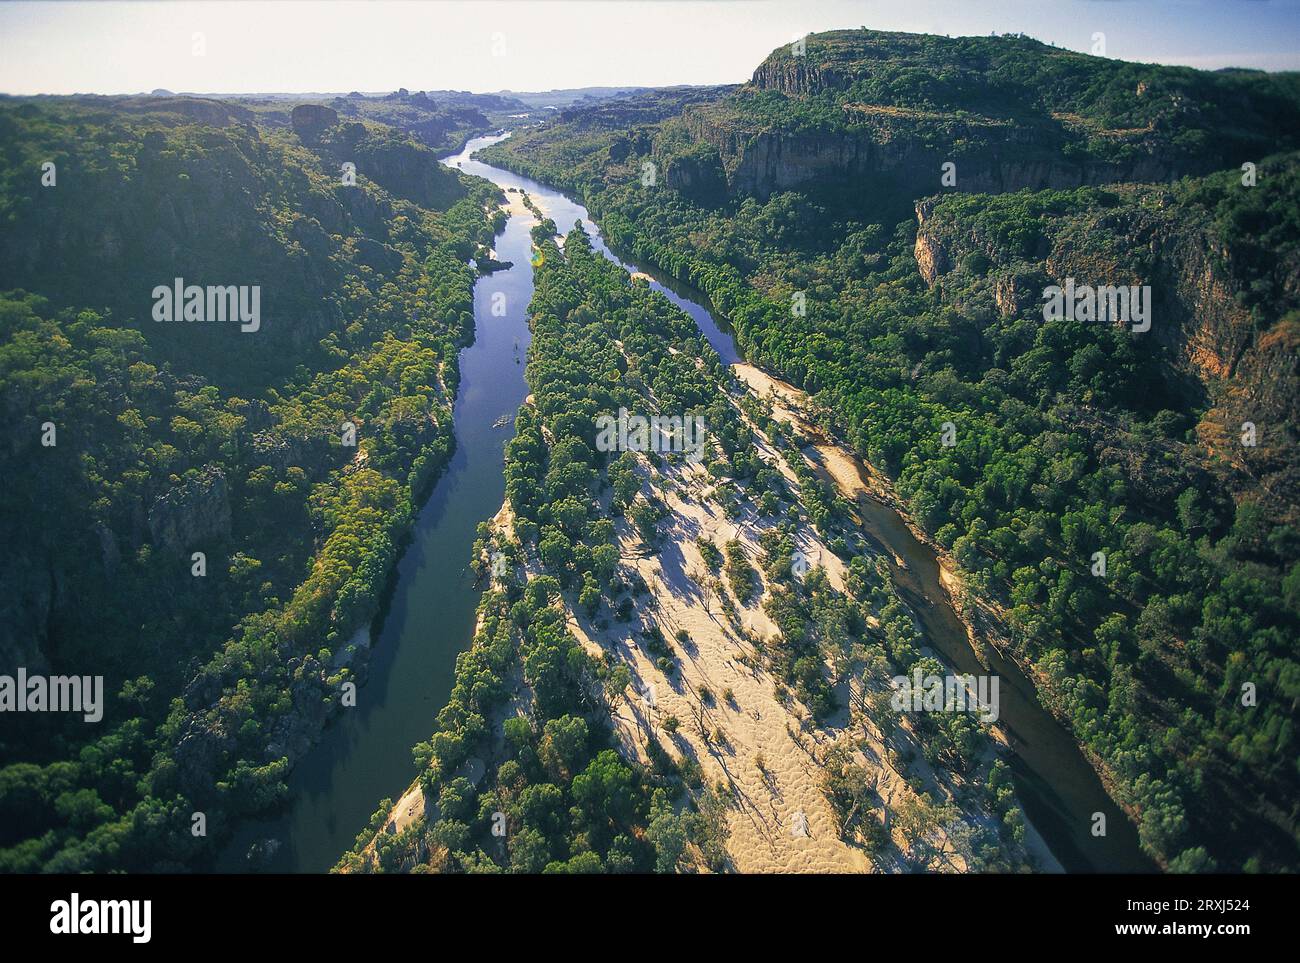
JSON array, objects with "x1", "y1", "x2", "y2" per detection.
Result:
[
  {"x1": 729, "y1": 362, "x2": 1065, "y2": 871},
  {"x1": 353, "y1": 363, "x2": 1055, "y2": 872}
]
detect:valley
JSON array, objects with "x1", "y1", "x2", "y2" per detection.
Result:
[
  {"x1": 1, "y1": 22, "x2": 1296, "y2": 877},
  {"x1": 339, "y1": 136, "x2": 1150, "y2": 873},
  {"x1": 474, "y1": 30, "x2": 1300, "y2": 872}
]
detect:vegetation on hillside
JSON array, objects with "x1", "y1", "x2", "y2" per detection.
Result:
[
  {"x1": 0, "y1": 98, "x2": 498, "y2": 871},
  {"x1": 481, "y1": 33, "x2": 1300, "y2": 872}
]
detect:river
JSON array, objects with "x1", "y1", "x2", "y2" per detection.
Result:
[
  {"x1": 216, "y1": 135, "x2": 535, "y2": 872},
  {"x1": 222, "y1": 132, "x2": 1149, "y2": 873}
]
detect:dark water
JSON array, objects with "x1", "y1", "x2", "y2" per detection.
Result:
[
  {"x1": 812, "y1": 454, "x2": 1152, "y2": 871},
  {"x1": 217, "y1": 135, "x2": 535, "y2": 872},
  {"x1": 222, "y1": 132, "x2": 1148, "y2": 873}
]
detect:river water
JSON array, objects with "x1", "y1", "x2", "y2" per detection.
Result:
[
  {"x1": 222, "y1": 132, "x2": 1148, "y2": 873},
  {"x1": 833, "y1": 467, "x2": 1151, "y2": 871},
  {"x1": 216, "y1": 136, "x2": 535, "y2": 872}
]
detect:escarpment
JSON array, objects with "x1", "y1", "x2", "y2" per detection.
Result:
[
  {"x1": 912, "y1": 165, "x2": 1300, "y2": 517},
  {"x1": 147, "y1": 465, "x2": 233, "y2": 555},
  {"x1": 751, "y1": 56, "x2": 848, "y2": 97},
  {"x1": 669, "y1": 28, "x2": 1299, "y2": 201},
  {"x1": 684, "y1": 102, "x2": 1204, "y2": 201}
]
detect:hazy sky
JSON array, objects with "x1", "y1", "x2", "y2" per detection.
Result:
[{"x1": 2, "y1": 0, "x2": 1298, "y2": 96}]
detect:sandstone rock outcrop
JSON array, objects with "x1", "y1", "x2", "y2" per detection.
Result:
[
  {"x1": 147, "y1": 464, "x2": 232, "y2": 554},
  {"x1": 912, "y1": 187, "x2": 1300, "y2": 516},
  {"x1": 291, "y1": 103, "x2": 340, "y2": 143}
]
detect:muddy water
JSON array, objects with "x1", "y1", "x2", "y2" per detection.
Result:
[{"x1": 811, "y1": 449, "x2": 1151, "y2": 871}]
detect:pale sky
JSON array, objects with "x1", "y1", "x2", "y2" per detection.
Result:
[{"x1": 1, "y1": 0, "x2": 1298, "y2": 96}]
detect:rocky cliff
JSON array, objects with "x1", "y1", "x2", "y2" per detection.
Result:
[
  {"x1": 147, "y1": 465, "x2": 233, "y2": 555},
  {"x1": 685, "y1": 101, "x2": 1204, "y2": 200},
  {"x1": 654, "y1": 140, "x2": 728, "y2": 204},
  {"x1": 751, "y1": 56, "x2": 847, "y2": 97},
  {"x1": 913, "y1": 168, "x2": 1300, "y2": 517},
  {"x1": 290, "y1": 103, "x2": 340, "y2": 143},
  {"x1": 677, "y1": 28, "x2": 1299, "y2": 201}
]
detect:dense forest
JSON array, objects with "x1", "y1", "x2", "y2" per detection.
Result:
[
  {"x1": 0, "y1": 95, "x2": 500, "y2": 870},
  {"x1": 229, "y1": 87, "x2": 526, "y2": 153},
  {"x1": 480, "y1": 29, "x2": 1300, "y2": 871}
]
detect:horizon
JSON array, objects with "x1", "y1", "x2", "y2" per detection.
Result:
[{"x1": 2, "y1": 0, "x2": 1299, "y2": 97}]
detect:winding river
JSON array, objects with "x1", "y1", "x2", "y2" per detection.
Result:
[{"x1": 222, "y1": 132, "x2": 1149, "y2": 873}]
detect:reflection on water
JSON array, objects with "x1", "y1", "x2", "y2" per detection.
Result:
[{"x1": 217, "y1": 136, "x2": 534, "y2": 872}]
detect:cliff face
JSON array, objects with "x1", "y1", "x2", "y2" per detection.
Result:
[
  {"x1": 913, "y1": 182, "x2": 1300, "y2": 516},
  {"x1": 290, "y1": 103, "x2": 339, "y2": 143},
  {"x1": 750, "y1": 57, "x2": 848, "y2": 97},
  {"x1": 147, "y1": 465, "x2": 233, "y2": 555},
  {"x1": 674, "y1": 28, "x2": 1299, "y2": 202},
  {"x1": 685, "y1": 105, "x2": 1188, "y2": 200},
  {"x1": 912, "y1": 200, "x2": 949, "y2": 285},
  {"x1": 656, "y1": 143, "x2": 728, "y2": 204}
]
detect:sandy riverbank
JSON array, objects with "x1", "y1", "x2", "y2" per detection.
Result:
[
  {"x1": 565, "y1": 452, "x2": 880, "y2": 872},
  {"x1": 354, "y1": 355, "x2": 1058, "y2": 873},
  {"x1": 350, "y1": 191, "x2": 1056, "y2": 873},
  {"x1": 729, "y1": 363, "x2": 1064, "y2": 872},
  {"x1": 554, "y1": 358, "x2": 1044, "y2": 871}
]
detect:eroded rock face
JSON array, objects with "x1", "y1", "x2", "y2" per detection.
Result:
[
  {"x1": 291, "y1": 103, "x2": 340, "y2": 143},
  {"x1": 251, "y1": 431, "x2": 333, "y2": 476},
  {"x1": 913, "y1": 199, "x2": 948, "y2": 285},
  {"x1": 658, "y1": 147, "x2": 728, "y2": 205},
  {"x1": 147, "y1": 465, "x2": 232, "y2": 554},
  {"x1": 263, "y1": 658, "x2": 335, "y2": 763},
  {"x1": 912, "y1": 190, "x2": 1300, "y2": 515},
  {"x1": 686, "y1": 106, "x2": 1185, "y2": 200},
  {"x1": 682, "y1": 27, "x2": 1299, "y2": 202},
  {"x1": 172, "y1": 714, "x2": 236, "y2": 798},
  {"x1": 751, "y1": 57, "x2": 847, "y2": 97}
]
